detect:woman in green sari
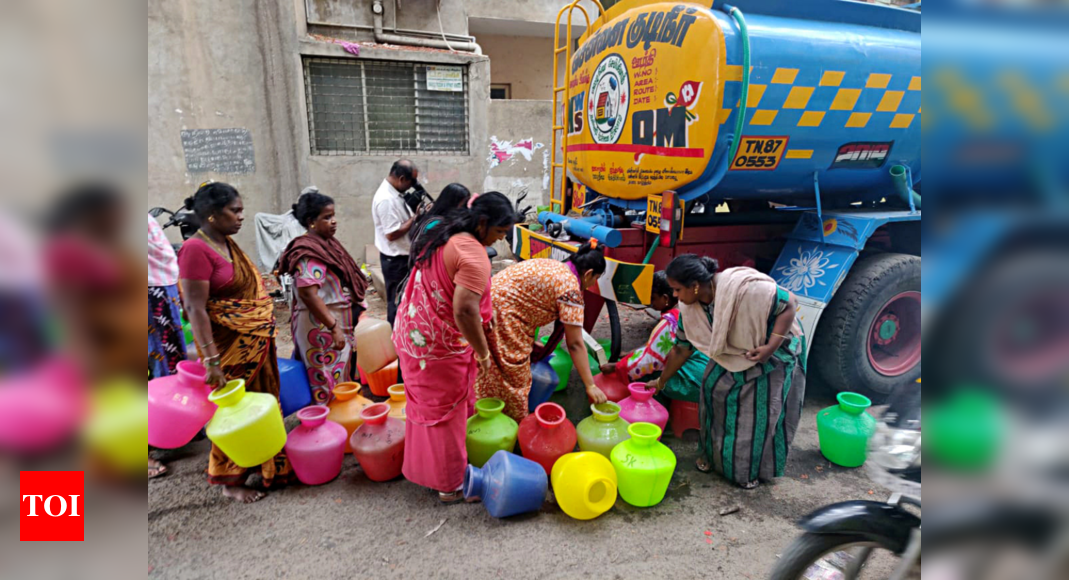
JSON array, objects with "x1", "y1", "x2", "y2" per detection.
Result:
[{"x1": 650, "y1": 255, "x2": 806, "y2": 489}]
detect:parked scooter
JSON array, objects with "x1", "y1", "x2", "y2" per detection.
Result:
[
  {"x1": 770, "y1": 383, "x2": 922, "y2": 579},
  {"x1": 773, "y1": 382, "x2": 1069, "y2": 579},
  {"x1": 149, "y1": 204, "x2": 200, "y2": 250}
]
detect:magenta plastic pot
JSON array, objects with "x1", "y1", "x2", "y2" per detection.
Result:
[
  {"x1": 148, "y1": 360, "x2": 216, "y2": 449},
  {"x1": 285, "y1": 406, "x2": 348, "y2": 485},
  {"x1": 618, "y1": 383, "x2": 668, "y2": 440}
]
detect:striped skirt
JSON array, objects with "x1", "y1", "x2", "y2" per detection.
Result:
[{"x1": 698, "y1": 334, "x2": 806, "y2": 486}]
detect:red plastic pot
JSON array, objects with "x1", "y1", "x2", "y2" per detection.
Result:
[
  {"x1": 517, "y1": 402, "x2": 577, "y2": 476},
  {"x1": 350, "y1": 403, "x2": 405, "y2": 482}
]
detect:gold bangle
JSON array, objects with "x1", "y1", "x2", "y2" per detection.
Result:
[
  {"x1": 475, "y1": 352, "x2": 491, "y2": 363},
  {"x1": 771, "y1": 332, "x2": 789, "y2": 340}
]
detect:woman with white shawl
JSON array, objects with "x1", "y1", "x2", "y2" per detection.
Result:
[{"x1": 649, "y1": 255, "x2": 806, "y2": 489}]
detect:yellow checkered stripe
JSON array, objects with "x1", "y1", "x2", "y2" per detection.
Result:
[{"x1": 720, "y1": 66, "x2": 921, "y2": 131}]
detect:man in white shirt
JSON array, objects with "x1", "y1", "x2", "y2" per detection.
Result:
[{"x1": 372, "y1": 159, "x2": 420, "y2": 325}]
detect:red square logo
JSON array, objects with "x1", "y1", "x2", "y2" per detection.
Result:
[{"x1": 19, "y1": 471, "x2": 84, "y2": 541}]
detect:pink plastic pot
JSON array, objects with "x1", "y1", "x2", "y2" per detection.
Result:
[
  {"x1": 285, "y1": 406, "x2": 348, "y2": 485},
  {"x1": 0, "y1": 357, "x2": 89, "y2": 454},
  {"x1": 350, "y1": 403, "x2": 405, "y2": 482},
  {"x1": 148, "y1": 361, "x2": 216, "y2": 449},
  {"x1": 618, "y1": 383, "x2": 669, "y2": 440}
]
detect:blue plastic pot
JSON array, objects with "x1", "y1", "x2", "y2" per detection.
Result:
[
  {"x1": 529, "y1": 360, "x2": 559, "y2": 413},
  {"x1": 463, "y1": 450, "x2": 548, "y2": 518},
  {"x1": 278, "y1": 356, "x2": 313, "y2": 417}
]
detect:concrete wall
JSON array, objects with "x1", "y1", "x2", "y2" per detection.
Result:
[
  {"x1": 483, "y1": 100, "x2": 554, "y2": 207},
  {"x1": 148, "y1": 0, "x2": 306, "y2": 249},
  {"x1": 306, "y1": 0, "x2": 471, "y2": 41},
  {"x1": 148, "y1": 0, "x2": 567, "y2": 259},
  {"x1": 297, "y1": 42, "x2": 491, "y2": 260},
  {"x1": 479, "y1": 34, "x2": 555, "y2": 100},
  {"x1": 466, "y1": 0, "x2": 602, "y2": 25}
]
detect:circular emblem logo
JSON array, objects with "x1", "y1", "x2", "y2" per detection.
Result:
[{"x1": 586, "y1": 54, "x2": 630, "y2": 144}]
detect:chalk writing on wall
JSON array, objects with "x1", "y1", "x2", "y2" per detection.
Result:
[{"x1": 180, "y1": 128, "x2": 256, "y2": 174}]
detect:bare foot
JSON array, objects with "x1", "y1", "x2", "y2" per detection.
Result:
[
  {"x1": 222, "y1": 486, "x2": 266, "y2": 504},
  {"x1": 695, "y1": 457, "x2": 713, "y2": 473},
  {"x1": 148, "y1": 458, "x2": 168, "y2": 479}
]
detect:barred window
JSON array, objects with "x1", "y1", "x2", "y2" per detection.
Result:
[{"x1": 303, "y1": 57, "x2": 469, "y2": 155}]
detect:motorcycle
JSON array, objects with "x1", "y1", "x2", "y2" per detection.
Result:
[
  {"x1": 771, "y1": 383, "x2": 922, "y2": 579},
  {"x1": 149, "y1": 204, "x2": 200, "y2": 249}
]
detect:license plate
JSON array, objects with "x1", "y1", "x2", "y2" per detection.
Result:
[
  {"x1": 730, "y1": 136, "x2": 789, "y2": 171},
  {"x1": 646, "y1": 195, "x2": 662, "y2": 234}
]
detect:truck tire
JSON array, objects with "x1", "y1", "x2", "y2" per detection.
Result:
[
  {"x1": 813, "y1": 253, "x2": 921, "y2": 398},
  {"x1": 606, "y1": 300, "x2": 622, "y2": 362}
]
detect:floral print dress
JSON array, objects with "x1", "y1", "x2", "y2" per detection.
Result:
[
  {"x1": 475, "y1": 259, "x2": 585, "y2": 421},
  {"x1": 291, "y1": 257, "x2": 362, "y2": 404}
]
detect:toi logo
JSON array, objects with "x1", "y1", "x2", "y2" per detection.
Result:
[{"x1": 19, "y1": 471, "x2": 84, "y2": 541}]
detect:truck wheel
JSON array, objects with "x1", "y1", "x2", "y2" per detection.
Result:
[{"x1": 813, "y1": 253, "x2": 921, "y2": 398}]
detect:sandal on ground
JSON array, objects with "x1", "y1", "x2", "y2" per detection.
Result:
[
  {"x1": 739, "y1": 480, "x2": 760, "y2": 490},
  {"x1": 438, "y1": 490, "x2": 464, "y2": 503}
]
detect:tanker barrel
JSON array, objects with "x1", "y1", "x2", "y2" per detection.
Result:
[{"x1": 537, "y1": 211, "x2": 624, "y2": 248}]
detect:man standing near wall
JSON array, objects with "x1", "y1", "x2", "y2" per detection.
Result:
[{"x1": 373, "y1": 159, "x2": 419, "y2": 326}]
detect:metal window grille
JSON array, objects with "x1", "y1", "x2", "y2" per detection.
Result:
[{"x1": 304, "y1": 57, "x2": 469, "y2": 155}]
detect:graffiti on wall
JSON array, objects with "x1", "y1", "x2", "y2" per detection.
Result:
[{"x1": 488, "y1": 136, "x2": 545, "y2": 170}]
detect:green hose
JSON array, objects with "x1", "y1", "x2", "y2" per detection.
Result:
[
  {"x1": 724, "y1": 5, "x2": 750, "y2": 165},
  {"x1": 642, "y1": 239, "x2": 658, "y2": 264}
]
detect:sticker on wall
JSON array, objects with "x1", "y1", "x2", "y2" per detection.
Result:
[
  {"x1": 830, "y1": 141, "x2": 893, "y2": 169},
  {"x1": 488, "y1": 137, "x2": 544, "y2": 169},
  {"x1": 427, "y1": 66, "x2": 463, "y2": 92},
  {"x1": 730, "y1": 136, "x2": 789, "y2": 171}
]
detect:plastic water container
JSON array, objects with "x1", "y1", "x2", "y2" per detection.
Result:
[
  {"x1": 610, "y1": 422, "x2": 677, "y2": 507},
  {"x1": 277, "y1": 356, "x2": 313, "y2": 417},
  {"x1": 464, "y1": 450, "x2": 548, "y2": 518},
  {"x1": 327, "y1": 382, "x2": 375, "y2": 454},
  {"x1": 618, "y1": 383, "x2": 669, "y2": 439},
  {"x1": 528, "y1": 360, "x2": 559, "y2": 413},
  {"x1": 285, "y1": 406, "x2": 347, "y2": 485},
  {"x1": 354, "y1": 317, "x2": 396, "y2": 374},
  {"x1": 817, "y1": 392, "x2": 877, "y2": 468},
  {"x1": 206, "y1": 380, "x2": 287, "y2": 468},
  {"x1": 518, "y1": 403, "x2": 577, "y2": 476},
  {"x1": 576, "y1": 402, "x2": 631, "y2": 459},
  {"x1": 466, "y1": 398, "x2": 518, "y2": 468},
  {"x1": 148, "y1": 360, "x2": 215, "y2": 449},
  {"x1": 350, "y1": 403, "x2": 405, "y2": 482},
  {"x1": 550, "y1": 452, "x2": 617, "y2": 520}
]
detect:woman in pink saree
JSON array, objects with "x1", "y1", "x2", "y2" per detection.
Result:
[{"x1": 392, "y1": 192, "x2": 516, "y2": 502}]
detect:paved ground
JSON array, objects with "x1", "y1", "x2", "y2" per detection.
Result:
[{"x1": 149, "y1": 286, "x2": 889, "y2": 580}]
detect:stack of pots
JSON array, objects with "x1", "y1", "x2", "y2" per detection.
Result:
[{"x1": 354, "y1": 317, "x2": 398, "y2": 396}]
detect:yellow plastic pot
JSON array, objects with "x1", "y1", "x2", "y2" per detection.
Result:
[
  {"x1": 206, "y1": 379, "x2": 286, "y2": 468},
  {"x1": 550, "y1": 452, "x2": 617, "y2": 520},
  {"x1": 84, "y1": 380, "x2": 147, "y2": 476}
]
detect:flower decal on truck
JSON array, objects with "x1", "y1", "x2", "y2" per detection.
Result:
[{"x1": 775, "y1": 247, "x2": 841, "y2": 292}]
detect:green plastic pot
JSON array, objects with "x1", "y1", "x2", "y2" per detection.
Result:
[
  {"x1": 610, "y1": 422, "x2": 676, "y2": 507},
  {"x1": 466, "y1": 398, "x2": 518, "y2": 468},
  {"x1": 927, "y1": 389, "x2": 1002, "y2": 471},
  {"x1": 539, "y1": 335, "x2": 611, "y2": 392},
  {"x1": 816, "y1": 392, "x2": 877, "y2": 468}
]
